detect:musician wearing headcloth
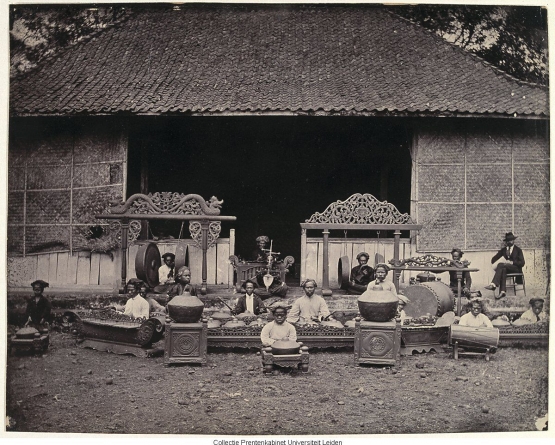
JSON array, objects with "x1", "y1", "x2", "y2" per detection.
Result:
[
  {"x1": 123, "y1": 278, "x2": 150, "y2": 319},
  {"x1": 364, "y1": 263, "x2": 397, "y2": 294},
  {"x1": 252, "y1": 235, "x2": 270, "y2": 262},
  {"x1": 25, "y1": 280, "x2": 52, "y2": 327},
  {"x1": 261, "y1": 305, "x2": 297, "y2": 346},
  {"x1": 459, "y1": 298, "x2": 493, "y2": 328},
  {"x1": 286, "y1": 279, "x2": 330, "y2": 324},
  {"x1": 153, "y1": 253, "x2": 179, "y2": 295},
  {"x1": 174, "y1": 266, "x2": 197, "y2": 298},
  {"x1": 515, "y1": 298, "x2": 548, "y2": 325},
  {"x1": 397, "y1": 294, "x2": 410, "y2": 323},
  {"x1": 345, "y1": 252, "x2": 375, "y2": 294},
  {"x1": 447, "y1": 248, "x2": 472, "y2": 299}
]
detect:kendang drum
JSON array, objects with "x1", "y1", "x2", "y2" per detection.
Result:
[
  {"x1": 448, "y1": 324, "x2": 499, "y2": 353},
  {"x1": 402, "y1": 281, "x2": 454, "y2": 318}
]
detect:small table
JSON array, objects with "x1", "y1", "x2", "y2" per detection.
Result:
[
  {"x1": 354, "y1": 318, "x2": 401, "y2": 366},
  {"x1": 164, "y1": 320, "x2": 207, "y2": 366}
]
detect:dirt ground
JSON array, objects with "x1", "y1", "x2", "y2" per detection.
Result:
[{"x1": 4, "y1": 331, "x2": 549, "y2": 436}]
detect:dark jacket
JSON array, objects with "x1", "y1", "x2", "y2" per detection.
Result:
[
  {"x1": 491, "y1": 245, "x2": 525, "y2": 283},
  {"x1": 26, "y1": 295, "x2": 52, "y2": 324},
  {"x1": 233, "y1": 294, "x2": 266, "y2": 315},
  {"x1": 350, "y1": 265, "x2": 374, "y2": 285}
]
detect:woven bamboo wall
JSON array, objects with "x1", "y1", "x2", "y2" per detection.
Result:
[
  {"x1": 8, "y1": 118, "x2": 126, "y2": 256},
  {"x1": 416, "y1": 120, "x2": 549, "y2": 252}
]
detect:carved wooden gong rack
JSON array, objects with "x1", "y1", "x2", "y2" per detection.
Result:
[
  {"x1": 300, "y1": 193, "x2": 422, "y2": 295},
  {"x1": 96, "y1": 192, "x2": 236, "y2": 294}
]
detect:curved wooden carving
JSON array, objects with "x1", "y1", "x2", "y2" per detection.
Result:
[
  {"x1": 305, "y1": 193, "x2": 414, "y2": 224},
  {"x1": 109, "y1": 193, "x2": 223, "y2": 216},
  {"x1": 283, "y1": 256, "x2": 295, "y2": 268},
  {"x1": 189, "y1": 221, "x2": 221, "y2": 249},
  {"x1": 389, "y1": 254, "x2": 470, "y2": 268}
]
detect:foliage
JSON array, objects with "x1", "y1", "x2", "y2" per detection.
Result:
[
  {"x1": 10, "y1": 4, "x2": 130, "y2": 77},
  {"x1": 393, "y1": 5, "x2": 548, "y2": 85}
]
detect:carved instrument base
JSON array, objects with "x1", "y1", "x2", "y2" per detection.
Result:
[
  {"x1": 164, "y1": 322, "x2": 208, "y2": 366},
  {"x1": 261, "y1": 349, "x2": 309, "y2": 373},
  {"x1": 354, "y1": 319, "x2": 401, "y2": 366}
]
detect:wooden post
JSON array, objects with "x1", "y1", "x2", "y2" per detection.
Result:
[
  {"x1": 300, "y1": 228, "x2": 307, "y2": 282},
  {"x1": 200, "y1": 220, "x2": 209, "y2": 295},
  {"x1": 393, "y1": 230, "x2": 401, "y2": 292},
  {"x1": 322, "y1": 229, "x2": 332, "y2": 296},
  {"x1": 120, "y1": 219, "x2": 129, "y2": 292},
  {"x1": 456, "y1": 271, "x2": 463, "y2": 316}
]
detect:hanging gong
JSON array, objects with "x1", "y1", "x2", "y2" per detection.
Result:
[
  {"x1": 337, "y1": 256, "x2": 351, "y2": 290},
  {"x1": 174, "y1": 243, "x2": 189, "y2": 271},
  {"x1": 135, "y1": 243, "x2": 162, "y2": 288}
]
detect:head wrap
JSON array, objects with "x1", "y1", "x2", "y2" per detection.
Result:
[
  {"x1": 398, "y1": 295, "x2": 410, "y2": 305},
  {"x1": 256, "y1": 236, "x2": 270, "y2": 244},
  {"x1": 451, "y1": 248, "x2": 464, "y2": 257},
  {"x1": 301, "y1": 279, "x2": 318, "y2": 289},
  {"x1": 241, "y1": 279, "x2": 259, "y2": 289},
  {"x1": 127, "y1": 278, "x2": 144, "y2": 289},
  {"x1": 162, "y1": 252, "x2": 175, "y2": 260},
  {"x1": 375, "y1": 263, "x2": 390, "y2": 273},
  {"x1": 356, "y1": 252, "x2": 370, "y2": 261},
  {"x1": 31, "y1": 280, "x2": 49, "y2": 290},
  {"x1": 176, "y1": 266, "x2": 191, "y2": 277},
  {"x1": 529, "y1": 298, "x2": 545, "y2": 306}
]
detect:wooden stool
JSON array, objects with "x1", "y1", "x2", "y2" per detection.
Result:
[{"x1": 506, "y1": 273, "x2": 526, "y2": 296}]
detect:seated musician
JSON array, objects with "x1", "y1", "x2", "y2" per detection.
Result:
[
  {"x1": 514, "y1": 298, "x2": 548, "y2": 325},
  {"x1": 348, "y1": 252, "x2": 375, "y2": 294},
  {"x1": 153, "y1": 253, "x2": 179, "y2": 295},
  {"x1": 287, "y1": 279, "x2": 330, "y2": 324},
  {"x1": 233, "y1": 279, "x2": 267, "y2": 315},
  {"x1": 458, "y1": 299, "x2": 493, "y2": 328},
  {"x1": 174, "y1": 266, "x2": 197, "y2": 298},
  {"x1": 364, "y1": 263, "x2": 397, "y2": 294},
  {"x1": 397, "y1": 294, "x2": 410, "y2": 323},
  {"x1": 447, "y1": 248, "x2": 472, "y2": 299},
  {"x1": 485, "y1": 232, "x2": 525, "y2": 300},
  {"x1": 122, "y1": 279, "x2": 150, "y2": 319},
  {"x1": 252, "y1": 272, "x2": 288, "y2": 299},
  {"x1": 261, "y1": 305, "x2": 297, "y2": 346},
  {"x1": 252, "y1": 235, "x2": 270, "y2": 262},
  {"x1": 25, "y1": 280, "x2": 52, "y2": 329},
  {"x1": 140, "y1": 284, "x2": 166, "y2": 314}
]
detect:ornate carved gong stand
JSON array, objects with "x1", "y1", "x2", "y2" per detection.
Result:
[
  {"x1": 301, "y1": 193, "x2": 422, "y2": 295},
  {"x1": 96, "y1": 193, "x2": 236, "y2": 295}
]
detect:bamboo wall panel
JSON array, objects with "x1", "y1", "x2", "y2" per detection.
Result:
[
  {"x1": 89, "y1": 253, "x2": 101, "y2": 285},
  {"x1": 67, "y1": 252, "x2": 79, "y2": 285},
  {"x1": 48, "y1": 253, "x2": 58, "y2": 284},
  {"x1": 76, "y1": 251, "x2": 91, "y2": 285},
  {"x1": 56, "y1": 252, "x2": 69, "y2": 284}
]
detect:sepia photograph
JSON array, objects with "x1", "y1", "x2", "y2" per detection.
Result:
[{"x1": 2, "y1": 0, "x2": 552, "y2": 439}]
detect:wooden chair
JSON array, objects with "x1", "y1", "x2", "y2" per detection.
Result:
[{"x1": 505, "y1": 273, "x2": 526, "y2": 297}]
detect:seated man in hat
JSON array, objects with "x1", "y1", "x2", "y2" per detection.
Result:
[
  {"x1": 122, "y1": 279, "x2": 150, "y2": 319},
  {"x1": 153, "y1": 252, "x2": 179, "y2": 295},
  {"x1": 25, "y1": 280, "x2": 52, "y2": 328},
  {"x1": 485, "y1": 232, "x2": 525, "y2": 300},
  {"x1": 261, "y1": 305, "x2": 297, "y2": 346},
  {"x1": 287, "y1": 279, "x2": 330, "y2": 324},
  {"x1": 514, "y1": 298, "x2": 548, "y2": 325},
  {"x1": 233, "y1": 279, "x2": 267, "y2": 315},
  {"x1": 347, "y1": 252, "x2": 375, "y2": 294}
]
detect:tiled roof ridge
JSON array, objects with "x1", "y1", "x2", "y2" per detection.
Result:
[
  {"x1": 11, "y1": 9, "x2": 136, "y2": 82},
  {"x1": 387, "y1": 9, "x2": 548, "y2": 92}
]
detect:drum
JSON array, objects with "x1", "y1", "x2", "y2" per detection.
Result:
[
  {"x1": 338, "y1": 256, "x2": 350, "y2": 290},
  {"x1": 135, "y1": 243, "x2": 162, "y2": 288},
  {"x1": 403, "y1": 282, "x2": 454, "y2": 318},
  {"x1": 449, "y1": 324, "x2": 499, "y2": 351}
]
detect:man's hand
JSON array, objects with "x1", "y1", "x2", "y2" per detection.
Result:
[{"x1": 310, "y1": 316, "x2": 320, "y2": 322}]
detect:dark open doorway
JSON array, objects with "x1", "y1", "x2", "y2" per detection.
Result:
[{"x1": 128, "y1": 116, "x2": 412, "y2": 277}]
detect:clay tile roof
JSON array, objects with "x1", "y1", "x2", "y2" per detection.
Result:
[{"x1": 10, "y1": 4, "x2": 548, "y2": 117}]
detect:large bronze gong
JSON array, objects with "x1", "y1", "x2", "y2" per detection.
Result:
[
  {"x1": 174, "y1": 243, "x2": 189, "y2": 271},
  {"x1": 135, "y1": 243, "x2": 162, "y2": 288},
  {"x1": 338, "y1": 256, "x2": 351, "y2": 290}
]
